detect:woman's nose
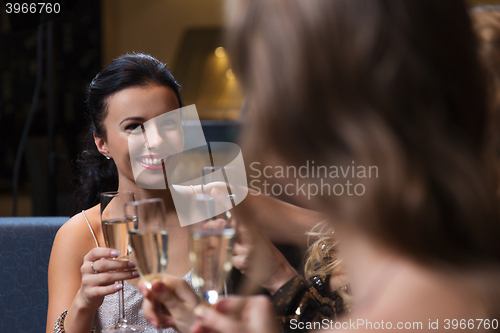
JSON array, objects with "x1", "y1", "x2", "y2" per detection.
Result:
[{"x1": 143, "y1": 125, "x2": 164, "y2": 150}]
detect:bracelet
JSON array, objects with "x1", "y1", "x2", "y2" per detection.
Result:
[
  {"x1": 53, "y1": 310, "x2": 96, "y2": 333},
  {"x1": 53, "y1": 310, "x2": 68, "y2": 333}
]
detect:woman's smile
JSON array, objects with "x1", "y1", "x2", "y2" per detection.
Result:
[{"x1": 138, "y1": 154, "x2": 171, "y2": 170}]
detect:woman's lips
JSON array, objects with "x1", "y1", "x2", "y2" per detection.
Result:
[{"x1": 138, "y1": 155, "x2": 169, "y2": 170}]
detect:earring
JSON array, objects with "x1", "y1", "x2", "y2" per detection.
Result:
[{"x1": 106, "y1": 155, "x2": 111, "y2": 160}]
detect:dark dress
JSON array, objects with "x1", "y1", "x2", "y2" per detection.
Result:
[{"x1": 272, "y1": 275, "x2": 350, "y2": 332}]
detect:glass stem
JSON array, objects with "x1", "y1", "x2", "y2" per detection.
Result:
[{"x1": 118, "y1": 280, "x2": 127, "y2": 324}]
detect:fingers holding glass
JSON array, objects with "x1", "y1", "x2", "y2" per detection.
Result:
[{"x1": 100, "y1": 191, "x2": 142, "y2": 332}]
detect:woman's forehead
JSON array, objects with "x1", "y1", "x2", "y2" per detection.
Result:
[{"x1": 106, "y1": 85, "x2": 180, "y2": 121}]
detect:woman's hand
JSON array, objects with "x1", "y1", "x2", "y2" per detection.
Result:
[
  {"x1": 139, "y1": 274, "x2": 200, "y2": 333},
  {"x1": 190, "y1": 296, "x2": 280, "y2": 333},
  {"x1": 232, "y1": 219, "x2": 298, "y2": 294},
  {"x1": 76, "y1": 247, "x2": 138, "y2": 310}
]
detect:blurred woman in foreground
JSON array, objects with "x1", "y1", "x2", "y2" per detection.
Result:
[
  {"x1": 472, "y1": 6, "x2": 500, "y2": 162},
  {"x1": 188, "y1": 0, "x2": 500, "y2": 332}
]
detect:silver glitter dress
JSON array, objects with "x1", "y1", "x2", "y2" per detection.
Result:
[{"x1": 93, "y1": 269, "x2": 195, "y2": 333}]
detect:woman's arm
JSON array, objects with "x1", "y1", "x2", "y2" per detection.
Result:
[
  {"x1": 47, "y1": 213, "x2": 96, "y2": 333},
  {"x1": 232, "y1": 215, "x2": 298, "y2": 294},
  {"x1": 198, "y1": 184, "x2": 323, "y2": 293},
  {"x1": 46, "y1": 212, "x2": 138, "y2": 333},
  {"x1": 200, "y1": 183, "x2": 325, "y2": 247},
  {"x1": 236, "y1": 189, "x2": 325, "y2": 246},
  {"x1": 231, "y1": 189, "x2": 327, "y2": 293}
]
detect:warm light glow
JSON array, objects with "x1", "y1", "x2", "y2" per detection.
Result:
[
  {"x1": 215, "y1": 47, "x2": 226, "y2": 58},
  {"x1": 226, "y1": 69, "x2": 235, "y2": 80}
]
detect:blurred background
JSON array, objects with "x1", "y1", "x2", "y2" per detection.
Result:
[
  {"x1": 1, "y1": 0, "x2": 243, "y2": 217},
  {"x1": 0, "y1": 0, "x2": 498, "y2": 217}
]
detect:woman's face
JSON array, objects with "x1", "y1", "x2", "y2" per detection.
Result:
[{"x1": 95, "y1": 84, "x2": 183, "y2": 189}]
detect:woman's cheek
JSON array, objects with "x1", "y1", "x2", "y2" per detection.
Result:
[{"x1": 172, "y1": 129, "x2": 184, "y2": 153}]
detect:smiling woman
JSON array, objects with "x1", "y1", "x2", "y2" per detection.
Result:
[
  {"x1": 127, "y1": 106, "x2": 185, "y2": 190},
  {"x1": 47, "y1": 52, "x2": 343, "y2": 333},
  {"x1": 71, "y1": 54, "x2": 183, "y2": 212},
  {"x1": 95, "y1": 85, "x2": 184, "y2": 191},
  {"x1": 46, "y1": 53, "x2": 195, "y2": 333}
]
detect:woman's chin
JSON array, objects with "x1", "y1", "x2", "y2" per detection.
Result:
[{"x1": 134, "y1": 170, "x2": 168, "y2": 189}]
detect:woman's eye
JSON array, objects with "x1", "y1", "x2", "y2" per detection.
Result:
[
  {"x1": 125, "y1": 123, "x2": 141, "y2": 131},
  {"x1": 161, "y1": 119, "x2": 178, "y2": 127}
]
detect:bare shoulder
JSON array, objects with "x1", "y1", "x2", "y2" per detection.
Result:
[
  {"x1": 47, "y1": 206, "x2": 102, "y2": 333},
  {"x1": 52, "y1": 204, "x2": 101, "y2": 261},
  {"x1": 82, "y1": 204, "x2": 102, "y2": 237},
  {"x1": 361, "y1": 266, "x2": 487, "y2": 329}
]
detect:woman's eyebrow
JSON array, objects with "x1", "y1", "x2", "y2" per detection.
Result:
[
  {"x1": 161, "y1": 113, "x2": 180, "y2": 119},
  {"x1": 119, "y1": 117, "x2": 145, "y2": 125},
  {"x1": 161, "y1": 110, "x2": 180, "y2": 117}
]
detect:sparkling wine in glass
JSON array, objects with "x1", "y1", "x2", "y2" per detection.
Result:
[
  {"x1": 101, "y1": 191, "x2": 142, "y2": 332},
  {"x1": 125, "y1": 198, "x2": 169, "y2": 290},
  {"x1": 189, "y1": 193, "x2": 236, "y2": 305}
]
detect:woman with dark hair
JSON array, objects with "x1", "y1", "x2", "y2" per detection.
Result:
[
  {"x1": 47, "y1": 52, "x2": 338, "y2": 332},
  {"x1": 167, "y1": 0, "x2": 500, "y2": 332},
  {"x1": 47, "y1": 53, "x2": 193, "y2": 333},
  {"x1": 70, "y1": 53, "x2": 183, "y2": 214}
]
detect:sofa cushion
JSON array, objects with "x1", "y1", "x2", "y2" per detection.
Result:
[{"x1": 0, "y1": 217, "x2": 67, "y2": 333}]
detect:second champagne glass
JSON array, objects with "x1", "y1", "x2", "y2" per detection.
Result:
[
  {"x1": 101, "y1": 191, "x2": 142, "y2": 332},
  {"x1": 188, "y1": 193, "x2": 236, "y2": 305},
  {"x1": 125, "y1": 198, "x2": 169, "y2": 290}
]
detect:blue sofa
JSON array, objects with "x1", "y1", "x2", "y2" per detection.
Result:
[{"x1": 0, "y1": 217, "x2": 68, "y2": 333}]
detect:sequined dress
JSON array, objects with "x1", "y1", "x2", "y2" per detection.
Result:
[
  {"x1": 93, "y1": 270, "x2": 195, "y2": 333},
  {"x1": 81, "y1": 210, "x2": 197, "y2": 333}
]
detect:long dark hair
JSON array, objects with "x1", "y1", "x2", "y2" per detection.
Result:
[
  {"x1": 71, "y1": 53, "x2": 182, "y2": 214},
  {"x1": 228, "y1": 0, "x2": 500, "y2": 267}
]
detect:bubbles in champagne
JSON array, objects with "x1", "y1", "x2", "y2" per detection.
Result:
[
  {"x1": 129, "y1": 229, "x2": 168, "y2": 284},
  {"x1": 102, "y1": 218, "x2": 134, "y2": 259},
  {"x1": 189, "y1": 228, "x2": 236, "y2": 295}
]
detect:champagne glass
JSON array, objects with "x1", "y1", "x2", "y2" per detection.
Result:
[
  {"x1": 188, "y1": 193, "x2": 236, "y2": 305},
  {"x1": 101, "y1": 191, "x2": 142, "y2": 332},
  {"x1": 125, "y1": 198, "x2": 168, "y2": 290}
]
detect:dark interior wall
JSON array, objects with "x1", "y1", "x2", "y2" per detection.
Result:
[
  {"x1": 101, "y1": 0, "x2": 224, "y2": 67},
  {"x1": 0, "y1": 0, "x2": 102, "y2": 216},
  {"x1": 0, "y1": 0, "x2": 242, "y2": 217}
]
